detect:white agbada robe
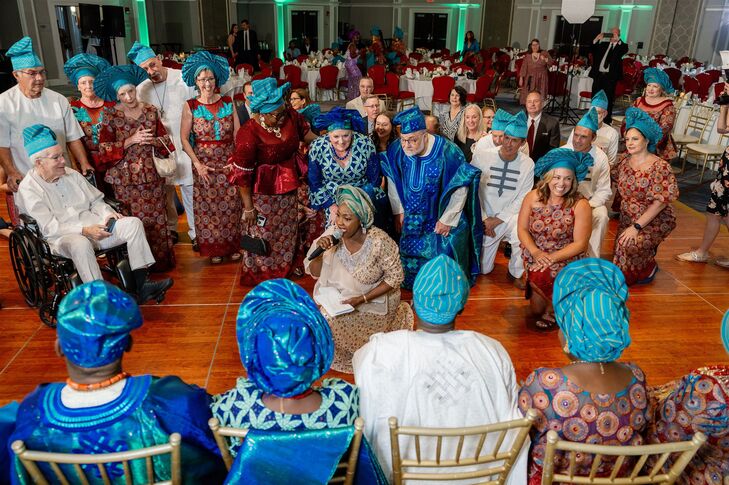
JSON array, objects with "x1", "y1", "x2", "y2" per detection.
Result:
[
  {"x1": 353, "y1": 329, "x2": 529, "y2": 485},
  {"x1": 562, "y1": 142, "x2": 612, "y2": 257},
  {"x1": 566, "y1": 123, "x2": 619, "y2": 166},
  {"x1": 0, "y1": 86, "x2": 84, "y2": 175},
  {"x1": 470, "y1": 147, "x2": 534, "y2": 277}
]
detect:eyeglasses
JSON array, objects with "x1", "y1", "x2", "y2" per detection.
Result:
[
  {"x1": 18, "y1": 69, "x2": 47, "y2": 78},
  {"x1": 196, "y1": 77, "x2": 216, "y2": 84},
  {"x1": 36, "y1": 153, "x2": 65, "y2": 162},
  {"x1": 289, "y1": 96, "x2": 302, "y2": 101},
  {"x1": 400, "y1": 135, "x2": 424, "y2": 145}
]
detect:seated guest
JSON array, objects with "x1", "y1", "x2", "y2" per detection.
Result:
[
  {"x1": 562, "y1": 108, "x2": 612, "y2": 258},
  {"x1": 288, "y1": 87, "x2": 320, "y2": 125},
  {"x1": 15, "y1": 124, "x2": 173, "y2": 303},
  {"x1": 236, "y1": 81, "x2": 254, "y2": 123},
  {"x1": 211, "y1": 279, "x2": 358, "y2": 447},
  {"x1": 471, "y1": 112, "x2": 533, "y2": 287},
  {"x1": 424, "y1": 114, "x2": 440, "y2": 135},
  {"x1": 345, "y1": 77, "x2": 386, "y2": 116},
  {"x1": 481, "y1": 106, "x2": 495, "y2": 134},
  {"x1": 305, "y1": 185, "x2": 413, "y2": 373},
  {"x1": 8, "y1": 281, "x2": 226, "y2": 483},
  {"x1": 519, "y1": 258, "x2": 647, "y2": 485},
  {"x1": 644, "y1": 310, "x2": 729, "y2": 484},
  {"x1": 285, "y1": 40, "x2": 301, "y2": 61},
  {"x1": 524, "y1": 90, "x2": 560, "y2": 162},
  {"x1": 438, "y1": 86, "x2": 467, "y2": 141},
  {"x1": 371, "y1": 111, "x2": 396, "y2": 153},
  {"x1": 566, "y1": 90, "x2": 619, "y2": 166},
  {"x1": 518, "y1": 148, "x2": 592, "y2": 330},
  {"x1": 473, "y1": 109, "x2": 529, "y2": 157},
  {"x1": 362, "y1": 95, "x2": 381, "y2": 135},
  {"x1": 454, "y1": 103, "x2": 484, "y2": 162},
  {"x1": 354, "y1": 255, "x2": 527, "y2": 483}
]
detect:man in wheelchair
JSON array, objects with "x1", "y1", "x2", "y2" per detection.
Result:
[{"x1": 15, "y1": 124, "x2": 173, "y2": 304}]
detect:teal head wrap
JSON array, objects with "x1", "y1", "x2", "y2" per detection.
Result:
[
  {"x1": 335, "y1": 185, "x2": 375, "y2": 229},
  {"x1": 298, "y1": 104, "x2": 321, "y2": 124},
  {"x1": 413, "y1": 255, "x2": 470, "y2": 325},
  {"x1": 313, "y1": 106, "x2": 366, "y2": 134},
  {"x1": 643, "y1": 67, "x2": 675, "y2": 94},
  {"x1": 393, "y1": 107, "x2": 426, "y2": 134},
  {"x1": 554, "y1": 258, "x2": 631, "y2": 363},
  {"x1": 722, "y1": 310, "x2": 729, "y2": 355},
  {"x1": 577, "y1": 107, "x2": 599, "y2": 133},
  {"x1": 248, "y1": 78, "x2": 291, "y2": 114},
  {"x1": 57, "y1": 281, "x2": 142, "y2": 368},
  {"x1": 535, "y1": 148, "x2": 594, "y2": 182},
  {"x1": 591, "y1": 90, "x2": 609, "y2": 111},
  {"x1": 504, "y1": 111, "x2": 528, "y2": 139},
  {"x1": 23, "y1": 124, "x2": 58, "y2": 158},
  {"x1": 491, "y1": 109, "x2": 514, "y2": 133},
  {"x1": 236, "y1": 279, "x2": 334, "y2": 397},
  {"x1": 394, "y1": 27, "x2": 404, "y2": 40},
  {"x1": 93, "y1": 65, "x2": 148, "y2": 102},
  {"x1": 63, "y1": 53, "x2": 110, "y2": 86},
  {"x1": 624, "y1": 107, "x2": 663, "y2": 153},
  {"x1": 181, "y1": 50, "x2": 230, "y2": 88},
  {"x1": 7, "y1": 36, "x2": 43, "y2": 71},
  {"x1": 127, "y1": 41, "x2": 156, "y2": 66}
]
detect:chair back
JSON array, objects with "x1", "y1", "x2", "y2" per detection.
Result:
[
  {"x1": 11, "y1": 433, "x2": 182, "y2": 485},
  {"x1": 713, "y1": 82, "x2": 726, "y2": 101},
  {"x1": 705, "y1": 69, "x2": 721, "y2": 84},
  {"x1": 654, "y1": 54, "x2": 667, "y2": 60},
  {"x1": 679, "y1": 103, "x2": 716, "y2": 141},
  {"x1": 271, "y1": 57, "x2": 284, "y2": 72},
  {"x1": 473, "y1": 70, "x2": 496, "y2": 101},
  {"x1": 283, "y1": 64, "x2": 304, "y2": 85},
  {"x1": 431, "y1": 76, "x2": 456, "y2": 104},
  {"x1": 368, "y1": 64, "x2": 387, "y2": 87},
  {"x1": 385, "y1": 72, "x2": 401, "y2": 97},
  {"x1": 388, "y1": 409, "x2": 536, "y2": 485},
  {"x1": 319, "y1": 65, "x2": 339, "y2": 89},
  {"x1": 682, "y1": 76, "x2": 700, "y2": 98},
  {"x1": 662, "y1": 67, "x2": 682, "y2": 91},
  {"x1": 547, "y1": 70, "x2": 568, "y2": 97},
  {"x1": 236, "y1": 63, "x2": 254, "y2": 76},
  {"x1": 409, "y1": 52, "x2": 423, "y2": 62},
  {"x1": 541, "y1": 430, "x2": 706, "y2": 485},
  {"x1": 696, "y1": 73, "x2": 713, "y2": 101},
  {"x1": 208, "y1": 417, "x2": 364, "y2": 485},
  {"x1": 417, "y1": 62, "x2": 436, "y2": 72},
  {"x1": 162, "y1": 59, "x2": 182, "y2": 69},
  {"x1": 649, "y1": 59, "x2": 667, "y2": 68},
  {"x1": 296, "y1": 55, "x2": 309, "y2": 63}
]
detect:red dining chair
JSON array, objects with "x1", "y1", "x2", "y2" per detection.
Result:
[
  {"x1": 270, "y1": 58, "x2": 284, "y2": 78},
  {"x1": 385, "y1": 72, "x2": 415, "y2": 110},
  {"x1": 296, "y1": 55, "x2": 308, "y2": 63},
  {"x1": 431, "y1": 75, "x2": 456, "y2": 112},
  {"x1": 409, "y1": 52, "x2": 423, "y2": 62},
  {"x1": 713, "y1": 82, "x2": 726, "y2": 101},
  {"x1": 682, "y1": 76, "x2": 700, "y2": 98},
  {"x1": 705, "y1": 69, "x2": 722, "y2": 84},
  {"x1": 663, "y1": 67, "x2": 682, "y2": 91},
  {"x1": 696, "y1": 72, "x2": 713, "y2": 101},
  {"x1": 282, "y1": 64, "x2": 308, "y2": 89},
  {"x1": 417, "y1": 62, "x2": 436, "y2": 72},
  {"x1": 368, "y1": 65, "x2": 387, "y2": 90},
  {"x1": 236, "y1": 63, "x2": 254, "y2": 76},
  {"x1": 466, "y1": 70, "x2": 496, "y2": 105},
  {"x1": 316, "y1": 65, "x2": 339, "y2": 100}
]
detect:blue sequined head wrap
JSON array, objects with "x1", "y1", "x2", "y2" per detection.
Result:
[
  {"x1": 181, "y1": 50, "x2": 230, "y2": 88},
  {"x1": 624, "y1": 107, "x2": 663, "y2": 153},
  {"x1": 236, "y1": 279, "x2": 334, "y2": 397},
  {"x1": 591, "y1": 90, "x2": 609, "y2": 110},
  {"x1": 554, "y1": 258, "x2": 631, "y2": 362},
  {"x1": 534, "y1": 148, "x2": 594, "y2": 182},
  {"x1": 313, "y1": 106, "x2": 366, "y2": 134},
  {"x1": 577, "y1": 107, "x2": 599, "y2": 133},
  {"x1": 7, "y1": 37, "x2": 43, "y2": 71},
  {"x1": 248, "y1": 78, "x2": 291, "y2": 114},
  {"x1": 298, "y1": 104, "x2": 321, "y2": 124},
  {"x1": 57, "y1": 281, "x2": 142, "y2": 368},
  {"x1": 413, "y1": 255, "x2": 470, "y2": 325},
  {"x1": 504, "y1": 111, "x2": 528, "y2": 139},
  {"x1": 491, "y1": 109, "x2": 514, "y2": 133},
  {"x1": 643, "y1": 67, "x2": 675, "y2": 94},
  {"x1": 63, "y1": 53, "x2": 110, "y2": 87},
  {"x1": 94, "y1": 65, "x2": 149, "y2": 102},
  {"x1": 127, "y1": 41, "x2": 156, "y2": 66},
  {"x1": 393, "y1": 107, "x2": 426, "y2": 134},
  {"x1": 23, "y1": 124, "x2": 58, "y2": 158}
]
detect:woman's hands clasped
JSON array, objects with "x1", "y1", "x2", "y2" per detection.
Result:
[{"x1": 529, "y1": 249, "x2": 554, "y2": 272}]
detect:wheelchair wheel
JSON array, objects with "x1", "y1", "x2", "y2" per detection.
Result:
[{"x1": 9, "y1": 229, "x2": 45, "y2": 307}]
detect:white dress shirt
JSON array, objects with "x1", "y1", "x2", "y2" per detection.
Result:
[{"x1": 562, "y1": 142, "x2": 612, "y2": 208}]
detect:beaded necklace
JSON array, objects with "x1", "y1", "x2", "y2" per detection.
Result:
[
  {"x1": 66, "y1": 371, "x2": 130, "y2": 391},
  {"x1": 259, "y1": 117, "x2": 282, "y2": 138},
  {"x1": 330, "y1": 144, "x2": 352, "y2": 162}
]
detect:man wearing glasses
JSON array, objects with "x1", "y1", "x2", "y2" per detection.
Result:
[{"x1": 0, "y1": 36, "x2": 90, "y2": 192}]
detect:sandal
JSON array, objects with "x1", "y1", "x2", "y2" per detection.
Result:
[
  {"x1": 675, "y1": 250, "x2": 709, "y2": 263},
  {"x1": 635, "y1": 265, "x2": 659, "y2": 285},
  {"x1": 230, "y1": 252, "x2": 242, "y2": 261},
  {"x1": 714, "y1": 257, "x2": 729, "y2": 269},
  {"x1": 535, "y1": 313, "x2": 557, "y2": 331},
  {"x1": 210, "y1": 256, "x2": 223, "y2": 264}
]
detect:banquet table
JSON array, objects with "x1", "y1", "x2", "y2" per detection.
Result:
[
  {"x1": 568, "y1": 75, "x2": 593, "y2": 109},
  {"x1": 397, "y1": 76, "x2": 477, "y2": 111},
  {"x1": 219, "y1": 73, "x2": 250, "y2": 98},
  {"x1": 279, "y1": 64, "x2": 346, "y2": 101}
]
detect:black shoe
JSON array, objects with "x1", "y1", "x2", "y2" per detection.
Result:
[
  {"x1": 191, "y1": 237, "x2": 200, "y2": 252},
  {"x1": 503, "y1": 244, "x2": 512, "y2": 259},
  {"x1": 138, "y1": 277, "x2": 174, "y2": 304},
  {"x1": 170, "y1": 231, "x2": 179, "y2": 245}
]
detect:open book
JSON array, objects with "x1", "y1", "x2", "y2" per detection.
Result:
[{"x1": 314, "y1": 287, "x2": 355, "y2": 317}]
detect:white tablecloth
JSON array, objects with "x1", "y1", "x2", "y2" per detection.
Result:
[
  {"x1": 279, "y1": 65, "x2": 346, "y2": 101},
  {"x1": 398, "y1": 76, "x2": 476, "y2": 110},
  {"x1": 220, "y1": 74, "x2": 251, "y2": 98},
  {"x1": 568, "y1": 76, "x2": 593, "y2": 108}
]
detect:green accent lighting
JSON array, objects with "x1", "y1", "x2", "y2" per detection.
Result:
[{"x1": 136, "y1": 0, "x2": 150, "y2": 45}]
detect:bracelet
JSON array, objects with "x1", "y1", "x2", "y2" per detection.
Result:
[
  {"x1": 362, "y1": 294, "x2": 368, "y2": 303},
  {"x1": 244, "y1": 209, "x2": 256, "y2": 214}
]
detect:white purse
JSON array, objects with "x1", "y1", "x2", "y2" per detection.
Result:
[{"x1": 153, "y1": 137, "x2": 177, "y2": 178}]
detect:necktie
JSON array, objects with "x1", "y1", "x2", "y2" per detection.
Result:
[
  {"x1": 245, "y1": 31, "x2": 249, "y2": 51},
  {"x1": 602, "y1": 44, "x2": 613, "y2": 70},
  {"x1": 527, "y1": 119, "x2": 535, "y2": 155}
]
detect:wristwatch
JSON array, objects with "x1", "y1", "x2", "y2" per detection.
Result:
[{"x1": 633, "y1": 222, "x2": 643, "y2": 231}]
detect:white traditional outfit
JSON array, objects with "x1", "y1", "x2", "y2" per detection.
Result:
[{"x1": 566, "y1": 123, "x2": 619, "y2": 167}]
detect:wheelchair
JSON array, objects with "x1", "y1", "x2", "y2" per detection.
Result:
[{"x1": 8, "y1": 174, "x2": 137, "y2": 328}]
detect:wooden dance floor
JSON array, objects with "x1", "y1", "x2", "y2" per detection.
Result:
[{"x1": 0, "y1": 200, "x2": 727, "y2": 405}]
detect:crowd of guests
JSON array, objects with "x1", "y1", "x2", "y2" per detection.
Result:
[{"x1": 0, "y1": 29, "x2": 728, "y2": 483}]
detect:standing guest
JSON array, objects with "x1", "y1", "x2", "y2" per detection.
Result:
[
  {"x1": 566, "y1": 90, "x2": 619, "y2": 166},
  {"x1": 590, "y1": 27, "x2": 628, "y2": 124},
  {"x1": 367, "y1": 27, "x2": 385, "y2": 68},
  {"x1": 613, "y1": 107, "x2": 678, "y2": 285},
  {"x1": 353, "y1": 255, "x2": 527, "y2": 483},
  {"x1": 454, "y1": 103, "x2": 484, "y2": 162},
  {"x1": 519, "y1": 39, "x2": 552, "y2": 105},
  {"x1": 305, "y1": 186, "x2": 413, "y2": 373},
  {"x1": 344, "y1": 43, "x2": 362, "y2": 101},
  {"x1": 362, "y1": 95, "x2": 381, "y2": 134},
  {"x1": 234, "y1": 19, "x2": 259, "y2": 68},
  {"x1": 128, "y1": 41, "x2": 197, "y2": 248},
  {"x1": 676, "y1": 88, "x2": 729, "y2": 269},
  {"x1": 371, "y1": 112, "x2": 397, "y2": 153},
  {"x1": 180, "y1": 51, "x2": 242, "y2": 265},
  {"x1": 424, "y1": 114, "x2": 440, "y2": 135},
  {"x1": 381, "y1": 106, "x2": 482, "y2": 289},
  {"x1": 96, "y1": 64, "x2": 177, "y2": 272},
  {"x1": 524, "y1": 90, "x2": 561, "y2": 162},
  {"x1": 624, "y1": 67, "x2": 677, "y2": 162},
  {"x1": 518, "y1": 148, "x2": 592, "y2": 330},
  {"x1": 285, "y1": 40, "x2": 301, "y2": 61},
  {"x1": 563, "y1": 108, "x2": 612, "y2": 258},
  {"x1": 438, "y1": 86, "x2": 467, "y2": 141},
  {"x1": 63, "y1": 53, "x2": 116, "y2": 192},
  {"x1": 236, "y1": 81, "x2": 254, "y2": 123},
  {"x1": 8, "y1": 281, "x2": 226, "y2": 483},
  {"x1": 0, "y1": 36, "x2": 90, "y2": 192},
  {"x1": 308, "y1": 107, "x2": 387, "y2": 227},
  {"x1": 288, "y1": 87, "x2": 320, "y2": 125},
  {"x1": 519, "y1": 258, "x2": 647, "y2": 484},
  {"x1": 301, "y1": 36, "x2": 314, "y2": 56},
  {"x1": 481, "y1": 106, "x2": 495, "y2": 134},
  {"x1": 345, "y1": 77, "x2": 386, "y2": 116},
  {"x1": 228, "y1": 78, "x2": 318, "y2": 285},
  {"x1": 227, "y1": 24, "x2": 239, "y2": 60},
  {"x1": 461, "y1": 31, "x2": 480, "y2": 61},
  {"x1": 471, "y1": 112, "x2": 533, "y2": 285},
  {"x1": 388, "y1": 27, "x2": 406, "y2": 69}
]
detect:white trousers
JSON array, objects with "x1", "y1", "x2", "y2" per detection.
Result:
[
  {"x1": 589, "y1": 205, "x2": 609, "y2": 258},
  {"x1": 165, "y1": 184, "x2": 195, "y2": 239},
  {"x1": 51, "y1": 217, "x2": 156, "y2": 283},
  {"x1": 480, "y1": 215, "x2": 524, "y2": 278}
]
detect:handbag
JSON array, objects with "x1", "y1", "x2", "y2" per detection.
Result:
[
  {"x1": 153, "y1": 137, "x2": 177, "y2": 178},
  {"x1": 240, "y1": 234, "x2": 270, "y2": 256}
]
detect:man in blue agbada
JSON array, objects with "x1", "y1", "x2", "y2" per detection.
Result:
[
  {"x1": 381, "y1": 106, "x2": 482, "y2": 289},
  {"x1": 8, "y1": 281, "x2": 226, "y2": 484}
]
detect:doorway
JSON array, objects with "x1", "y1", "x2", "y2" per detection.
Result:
[
  {"x1": 553, "y1": 15, "x2": 603, "y2": 59},
  {"x1": 412, "y1": 12, "x2": 448, "y2": 50},
  {"x1": 55, "y1": 5, "x2": 84, "y2": 64},
  {"x1": 291, "y1": 10, "x2": 319, "y2": 52}
]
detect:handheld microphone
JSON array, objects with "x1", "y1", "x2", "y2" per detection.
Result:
[{"x1": 308, "y1": 229, "x2": 343, "y2": 260}]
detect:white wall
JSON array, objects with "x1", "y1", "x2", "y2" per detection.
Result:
[{"x1": 694, "y1": 0, "x2": 729, "y2": 65}]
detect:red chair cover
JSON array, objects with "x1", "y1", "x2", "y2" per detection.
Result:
[{"x1": 431, "y1": 76, "x2": 456, "y2": 104}]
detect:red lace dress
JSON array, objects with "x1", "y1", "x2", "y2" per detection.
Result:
[
  {"x1": 522, "y1": 197, "x2": 586, "y2": 300},
  {"x1": 230, "y1": 108, "x2": 322, "y2": 285},
  {"x1": 187, "y1": 96, "x2": 241, "y2": 258},
  {"x1": 98, "y1": 104, "x2": 176, "y2": 272},
  {"x1": 613, "y1": 156, "x2": 678, "y2": 285},
  {"x1": 628, "y1": 97, "x2": 677, "y2": 161},
  {"x1": 69, "y1": 99, "x2": 116, "y2": 195}
]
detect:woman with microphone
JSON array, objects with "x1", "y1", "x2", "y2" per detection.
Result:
[{"x1": 304, "y1": 185, "x2": 413, "y2": 374}]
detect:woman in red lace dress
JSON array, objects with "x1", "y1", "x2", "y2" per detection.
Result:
[
  {"x1": 229, "y1": 78, "x2": 319, "y2": 285},
  {"x1": 518, "y1": 148, "x2": 593, "y2": 330},
  {"x1": 613, "y1": 108, "x2": 678, "y2": 285},
  {"x1": 180, "y1": 51, "x2": 242, "y2": 264},
  {"x1": 96, "y1": 65, "x2": 176, "y2": 272}
]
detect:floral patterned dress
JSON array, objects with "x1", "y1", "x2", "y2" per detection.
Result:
[
  {"x1": 518, "y1": 365, "x2": 649, "y2": 484},
  {"x1": 522, "y1": 197, "x2": 586, "y2": 301},
  {"x1": 629, "y1": 97, "x2": 677, "y2": 161},
  {"x1": 613, "y1": 155, "x2": 678, "y2": 285},
  {"x1": 646, "y1": 366, "x2": 729, "y2": 485},
  {"x1": 519, "y1": 52, "x2": 552, "y2": 105},
  {"x1": 211, "y1": 378, "x2": 359, "y2": 456},
  {"x1": 98, "y1": 104, "x2": 176, "y2": 272},
  {"x1": 707, "y1": 149, "x2": 729, "y2": 217},
  {"x1": 69, "y1": 99, "x2": 116, "y2": 195},
  {"x1": 187, "y1": 96, "x2": 241, "y2": 258}
]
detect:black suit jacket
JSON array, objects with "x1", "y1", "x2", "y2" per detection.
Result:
[
  {"x1": 237, "y1": 103, "x2": 251, "y2": 124},
  {"x1": 530, "y1": 113, "x2": 561, "y2": 162},
  {"x1": 234, "y1": 29, "x2": 259, "y2": 54},
  {"x1": 590, "y1": 40, "x2": 628, "y2": 81},
  {"x1": 302, "y1": 44, "x2": 314, "y2": 55}
]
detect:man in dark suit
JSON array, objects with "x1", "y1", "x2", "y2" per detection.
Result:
[
  {"x1": 234, "y1": 19, "x2": 259, "y2": 69},
  {"x1": 589, "y1": 27, "x2": 628, "y2": 124},
  {"x1": 362, "y1": 95, "x2": 381, "y2": 134},
  {"x1": 236, "y1": 82, "x2": 254, "y2": 124},
  {"x1": 301, "y1": 36, "x2": 314, "y2": 56},
  {"x1": 524, "y1": 90, "x2": 560, "y2": 162}
]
